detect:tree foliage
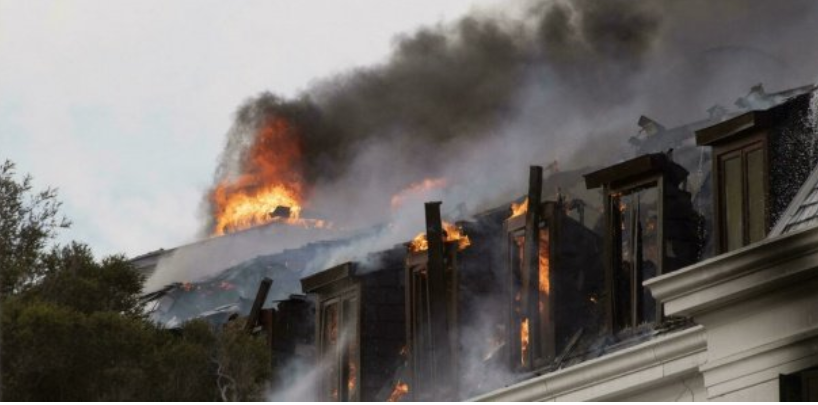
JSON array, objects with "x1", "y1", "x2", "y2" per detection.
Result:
[
  {"x1": 0, "y1": 160, "x2": 70, "y2": 296},
  {"x1": 0, "y1": 160, "x2": 271, "y2": 401}
]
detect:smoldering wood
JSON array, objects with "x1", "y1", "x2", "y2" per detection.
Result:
[
  {"x1": 523, "y1": 166, "x2": 543, "y2": 366},
  {"x1": 507, "y1": 196, "x2": 603, "y2": 373},
  {"x1": 269, "y1": 206, "x2": 291, "y2": 219},
  {"x1": 301, "y1": 248, "x2": 407, "y2": 401},
  {"x1": 423, "y1": 201, "x2": 455, "y2": 400},
  {"x1": 245, "y1": 277, "x2": 273, "y2": 332},
  {"x1": 405, "y1": 205, "x2": 507, "y2": 400}
]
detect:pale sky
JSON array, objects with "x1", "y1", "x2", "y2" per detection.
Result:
[{"x1": 0, "y1": 0, "x2": 505, "y2": 258}]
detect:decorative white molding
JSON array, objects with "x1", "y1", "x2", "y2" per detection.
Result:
[
  {"x1": 645, "y1": 225, "x2": 818, "y2": 317},
  {"x1": 700, "y1": 325, "x2": 818, "y2": 398},
  {"x1": 471, "y1": 326, "x2": 706, "y2": 402}
]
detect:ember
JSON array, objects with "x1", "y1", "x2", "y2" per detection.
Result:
[
  {"x1": 387, "y1": 381, "x2": 409, "y2": 402},
  {"x1": 408, "y1": 221, "x2": 471, "y2": 252},
  {"x1": 348, "y1": 361, "x2": 357, "y2": 396}
]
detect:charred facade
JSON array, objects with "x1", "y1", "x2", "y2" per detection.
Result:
[
  {"x1": 402, "y1": 201, "x2": 510, "y2": 400},
  {"x1": 300, "y1": 248, "x2": 406, "y2": 402},
  {"x1": 136, "y1": 81, "x2": 818, "y2": 401},
  {"x1": 506, "y1": 167, "x2": 603, "y2": 373},
  {"x1": 585, "y1": 153, "x2": 701, "y2": 331}
]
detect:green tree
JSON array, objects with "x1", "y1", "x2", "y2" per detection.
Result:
[
  {"x1": 0, "y1": 160, "x2": 272, "y2": 401},
  {"x1": 0, "y1": 160, "x2": 70, "y2": 296}
]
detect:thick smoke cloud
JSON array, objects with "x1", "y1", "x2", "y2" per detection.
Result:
[
  {"x1": 167, "y1": 2, "x2": 818, "y2": 398},
  {"x1": 200, "y1": 0, "x2": 818, "y2": 253}
]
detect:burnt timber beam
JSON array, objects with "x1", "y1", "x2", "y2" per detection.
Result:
[
  {"x1": 245, "y1": 277, "x2": 273, "y2": 332},
  {"x1": 424, "y1": 201, "x2": 454, "y2": 399},
  {"x1": 524, "y1": 165, "x2": 543, "y2": 366}
]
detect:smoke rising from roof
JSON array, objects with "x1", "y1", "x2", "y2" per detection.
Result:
[
  {"x1": 146, "y1": 3, "x2": 818, "y2": 398},
  {"x1": 197, "y1": 0, "x2": 818, "y2": 260}
]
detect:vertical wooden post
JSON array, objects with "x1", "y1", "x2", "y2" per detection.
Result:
[
  {"x1": 425, "y1": 201, "x2": 453, "y2": 399},
  {"x1": 523, "y1": 166, "x2": 542, "y2": 366},
  {"x1": 246, "y1": 277, "x2": 273, "y2": 332}
]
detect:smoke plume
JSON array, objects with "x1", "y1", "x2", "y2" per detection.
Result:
[
  {"x1": 145, "y1": 2, "x2": 818, "y2": 398},
  {"x1": 204, "y1": 0, "x2": 818, "y2": 235}
]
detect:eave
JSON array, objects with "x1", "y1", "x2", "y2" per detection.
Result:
[{"x1": 645, "y1": 225, "x2": 818, "y2": 318}]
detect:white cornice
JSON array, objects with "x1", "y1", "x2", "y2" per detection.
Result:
[
  {"x1": 645, "y1": 225, "x2": 818, "y2": 317},
  {"x1": 471, "y1": 326, "x2": 706, "y2": 402}
]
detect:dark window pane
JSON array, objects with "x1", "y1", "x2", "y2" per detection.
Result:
[
  {"x1": 343, "y1": 298, "x2": 359, "y2": 401},
  {"x1": 510, "y1": 233, "x2": 526, "y2": 368},
  {"x1": 614, "y1": 193, "x2": 632, "y2": 328},
  {"x1": 637, "y1": 187, "x2": 658, "y2": 324},
  {"x1": 323, "y1": 302, "x2": 340, "y2": 401},
  {"x1": 747, "y1": 149, "x2": 766, "y2": 243},
  {"x1": 723, "y1": 156, "x2": 744, "y2": 251},
  {"x1": 615, "y1": 186, "x2": 658, "y2": 326}
]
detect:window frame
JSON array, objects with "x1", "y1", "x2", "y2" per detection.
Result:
[
  {"x1": 605, "y1": 175, "x2": 665, "y2": 330},
  {"x1": 780, "y1": 365, "x2": 818, "y2": 401},
  {"x1": 404, "y1": 243, "x2": 459, "y2": 400},
  {"x1": 712, "y1": 133, "x2": 769, "y2": 254},
  {"x1": 505, "y1": 205, "x2": 557, "y2": 371},
  {"x1": 316, "y1": 284, "x2": 362, "y2": 402}
]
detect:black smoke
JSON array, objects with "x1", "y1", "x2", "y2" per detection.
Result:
[{"x1": 207, "y1": 0, "x2": 818, "y2": 229}]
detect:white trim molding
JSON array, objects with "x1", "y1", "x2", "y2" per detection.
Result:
[
  {"x1": 645, "y1": 225, "x2": 818, "y2": 318},
  {"x1": 471, "y1": 326, "x2": 707, "y2": 402}
]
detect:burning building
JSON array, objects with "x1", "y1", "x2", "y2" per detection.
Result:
[
  {"x1": 474, "y1": 87, "x2": 818, "y2": 401},
  {"x1": 136, "y1": 82, "x2": 818, "y2": 402},
  {"x1": 505, "y1": 166, "x2": 603, "y2": 374},
  {"x1": 300, "y1": 248, "x2": 406, "y2": 402},
  {"x1": 402, "y1": 202, "x2": 507, "y2": 401}
]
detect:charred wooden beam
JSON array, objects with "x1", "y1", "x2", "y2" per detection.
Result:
[
  {"x1": 523, "y1": 166, "x2": 543, "y2": 366},
  {"x1": 424, "y1": 201, "x2": 453, "y2": 399},
  {"x1": 602, "y1": 184, "x2": 618, "y2": 332},
  {"x1": 245, "y1": 277, "x2": 273, "y2": 332}
]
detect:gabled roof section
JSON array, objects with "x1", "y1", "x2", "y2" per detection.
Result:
[{"x1": 770, "y1": 161, "x2": 818, "y2": 236}]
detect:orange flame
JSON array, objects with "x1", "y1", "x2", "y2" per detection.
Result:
[
  {"x1": 210, "y1": 117, "x2": 327, "y2": 236},
  {"x1": 539, "y1": 230, "x2": 550, "y2": 295},
  {"x1": 408, "y1": 221, "x2": 471, "y2": 253},
  {"x1": 387, "y1": 381, "x2": 410, "y2": 402},
  {"x1": 520, "y1": 318, "x2": 530, "y2": 367},
  {"x1": 390, "y1": 178, "x2": 447, "y2": 209},
  {"x1": 511, "y1": 197, "x2": 529, "y2": 218},
  {"x1": 348, "y1": 361, "x2": 357, "y2": 396}
]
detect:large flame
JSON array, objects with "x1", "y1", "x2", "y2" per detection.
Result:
[
  {"x1": 408, "y1": 221, "x2": 471, "y2": 253},
  {"x1": 210, "y1": 117, "x2": 326, "y2": 236},
  {"x1": 387, "y1": 381, "x2": 410, "y2": 402}
]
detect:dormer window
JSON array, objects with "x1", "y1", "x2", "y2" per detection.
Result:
[
  {"x1": 302, "y1": 264, "x2": 361, "y2": 402},
  {"x1": 696, "y1": 92, "x2": 818, "y2": 254},
  {"x1": 585, "y1": 154, "x2": 699, "y2": 332},
  {"x1": 507, "y1": 166, "x2": 603, "y2": 370}
]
